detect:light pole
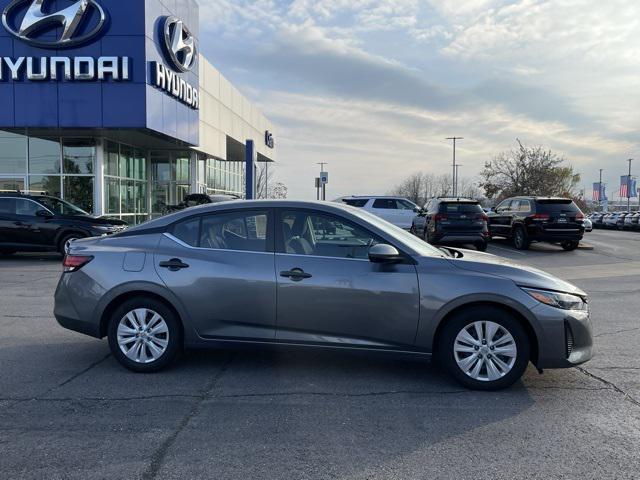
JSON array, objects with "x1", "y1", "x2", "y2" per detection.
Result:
[
  {"x1": 455, "y1": 165, "x2": 463, "y2": 197},
  {"x1": 627, "y1": 159, "x2": 633, "y2": 212},
  {"x1": 598, "y1": 168, "x2": 603, "y2": 211},
  {"x1": 446, "y1": 137, "x2": 463, "y2": 196}
]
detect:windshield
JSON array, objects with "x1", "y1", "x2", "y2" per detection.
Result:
[
  {"x1": 440, "y1": 202, "x2": 483, "y2": 213},
  {"x1": 342, "y1": 205, "x2": 444, "y2": 257},
  {"x1": 37, "y1": 197, "x2": 89, "y2": 216}
]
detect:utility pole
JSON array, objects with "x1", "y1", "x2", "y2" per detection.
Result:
[
  {"x1": 317, "y1": 162, "x2": 328, "y2": 201},
  {"x1": 446, "y1": 137, "x2": 463, "y2": 196},
  {"x1": 627, "y1": 159, "x2": 633, "y2": 212},
  {"x1": 455, "y1": 165, "x2": 463, "y2": 198},
  {"x1": 598, "y1": 169, "x2": 603, "y2": 211}
]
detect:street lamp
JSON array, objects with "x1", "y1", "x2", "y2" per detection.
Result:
[{"x1": 446, "y1": 137, "x2": 463, "y2": 196}]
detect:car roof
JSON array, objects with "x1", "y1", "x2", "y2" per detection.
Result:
[
  {"x1": 507, "y1": 196, "x2": 572, "y2": 201},
  {"x1": 434, "y1": 198, "x2": 479, "y2": 203},
  {"x1": 122, "y1": 200, "x2": 365, "y2": 233},
  {"x1": 340, "y1": 196, "x2": 410, "y2": 200}
]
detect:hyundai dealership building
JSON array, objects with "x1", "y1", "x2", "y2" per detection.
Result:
[{"x1": 0, "y1": 0, "x2": 276, "y2": 224}]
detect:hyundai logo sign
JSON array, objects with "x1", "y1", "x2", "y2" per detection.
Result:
[
  {"x1": 2, "y1": 0, "x2": 108, "y2": 49},
  {"x1": 162, "y1": 16, "x2": 197, "y2": 72}
]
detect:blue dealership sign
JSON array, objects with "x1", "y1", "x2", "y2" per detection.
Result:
[{"x1": 0, "y1": 0, "x2": 200, "y2": 145}]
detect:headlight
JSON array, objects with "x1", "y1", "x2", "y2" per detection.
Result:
[
  {"x1": 93, "y1": 225, "x2": 119, "y2": 232},
  {"x1": 522, "y1": 287, "x2": 587, "y2": 311}
]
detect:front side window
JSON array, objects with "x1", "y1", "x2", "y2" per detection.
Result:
[
  {"x1": 342, "y1": 198, "x2": 369, "y2": 208},
  {"x1": 281, "y1": 210, "x2": 380, "y2": 260},
  {"x1": 397, "y1": 200, "x2": 416, "y2": 210},
  {"x1": 37, "y1": 197, "x2": 88, "y2": 216},
  {"x1": 0, "y1": 198, "x2": 16, "y2": 214}
]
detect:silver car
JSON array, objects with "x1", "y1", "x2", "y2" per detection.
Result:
[{"x1": 54, "y1": 200, "x2": 593, "y2": 390}]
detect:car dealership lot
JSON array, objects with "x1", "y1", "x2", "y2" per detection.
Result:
[{"x1": 1, "y1": 229, "x2": 639, "y2": 480}]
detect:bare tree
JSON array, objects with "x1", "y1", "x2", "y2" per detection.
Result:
[
  {"x1": 254, "y1": 163, "x2": 288, "y2": 199},
  {"x1": 390, "y1": 172, "x2": 482, "y2": 206},
  {"x1": 480, "y1": 140, "x2": 580, "y2": 200}
]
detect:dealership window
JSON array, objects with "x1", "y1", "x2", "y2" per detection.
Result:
[
  {"x1": 104, "y1": 141, "x2": 149, "y2": 225},
  {"x1": 28, "y1": 137, "x2": 61, "y2": 175},
  {"x1": 63, "y1": 139, "x2": 95, "y2": 175},
  {"x1": 29, "y1": 175, "x2": 61, "y2": 198},
  {"x1": 204, "y1": 158, "x2": 243, "y2": 197},
  {"x1": 150, "y1": 151, "x2": 191, "y2": 218},
  {"x1": 0, "y1": 131, "x2": 27, "y2": 175}
]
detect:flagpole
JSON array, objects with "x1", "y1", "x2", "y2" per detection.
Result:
[
  {"x1": 599, "y1": 169, "x2": 603, "y2": 211},
  {"x1": 628, "y1": 159, "x2": 633, "y2": 213}
]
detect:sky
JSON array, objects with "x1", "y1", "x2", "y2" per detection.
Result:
[{"x1": 199, "y1": 0, "x2": 640, "y2": 200}]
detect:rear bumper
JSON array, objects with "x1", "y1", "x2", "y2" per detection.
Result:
[
  {"x1": 432, "y1": 232, "x2": 487, "y2": 244},
  {"x1": 526, "y1": 225, "x2": 584, "y2": 242},
  {"x1": 53, "y1": 274, "x2": 102, "y2": 339}
]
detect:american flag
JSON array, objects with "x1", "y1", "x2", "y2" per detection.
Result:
[
  {"x1": 621, "y1": 176, "x2": 630, "y2": 198},
  {"x1": 593, "y1": 182, "x2": 603, "y2": 202}
]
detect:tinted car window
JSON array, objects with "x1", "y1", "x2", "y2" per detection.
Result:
[
  {"x1": 440, "y1": 202, "x2": 482, "y2": 213},
  {"x1": 342, "y1": 199, "x2": 369, "y2": 208},
  {"x1": 172, "y1": 217, "x2": 200, "y2": 246},
  {"x1": 397, "y1": 200, "x2": 416, "y2": 210},
  {"x1": 15, "y1": 199, "x2": 40, "y2": 216},
  {"x1": 200, "y1": 211, "x2": 268, "y2": 252},
  {"x1": 535, "y1": 200, "x2": 579, "y2": 213},
  {"x1": 281, "y1": 211, "x2": 380, "y2": 259},
  {"x1": 0, "y1": 198, "x2": 16, "y2": 214},
  {"x1": 372, "y1": 199, "x2": 397, "y2": 209}
]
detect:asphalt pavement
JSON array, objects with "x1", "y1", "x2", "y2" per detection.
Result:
[{"x1": 1, "y1": 229, "x2": 639, "y2": 479}]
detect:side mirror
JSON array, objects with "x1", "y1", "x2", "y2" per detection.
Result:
[
  {"x1": 413, "y1": 207, "x2": 421, "y2": 213},
  {"x1": 36, "y1": 209, "x2": 53, "y2": 218},
  {"x1": 369, "y1": 244, "x2": 403, "y2": 264}
]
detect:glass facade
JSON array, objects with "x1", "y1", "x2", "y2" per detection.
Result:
[{"x1": 0, "y1": 130, "x2": 245, "y2": 224}]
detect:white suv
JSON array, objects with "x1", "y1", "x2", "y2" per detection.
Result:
[{"x1": 335, "y1": 196, "x2": 419, "y2": 230}]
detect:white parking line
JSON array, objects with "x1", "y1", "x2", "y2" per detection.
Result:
[{"x1": 488, "y1": 245, "x2": 527, "y2": 256}]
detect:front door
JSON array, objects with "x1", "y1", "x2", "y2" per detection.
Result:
[
  {"x1": 154, "y1": 208, "x2": 277, "y2": 340},
  {"x1": 274, "y1": 209, "x2": 420, "y2": 349}
]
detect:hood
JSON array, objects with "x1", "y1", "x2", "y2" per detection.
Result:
[
  {"x1": 59, "y1": 215, "x2": 128, "y2": 226},
  {"x1": 447, "y1": 248, "x2": 585, "y2": 296}
]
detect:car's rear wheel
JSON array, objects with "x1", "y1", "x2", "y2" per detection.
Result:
[
  {"x1": 561, "y1": 240, "x2": 579, "y2": 251},
  {"x1": 58, "y1": 233, "x2": 85, "y2": 255},
  {"x1": 475, "y1": 240, "x2": 488, "y2": 252},
  {"x1": 513, "y1": 226, "x2": 530, "y2": 250},
  {"x1": 108, "y1": 297, "x2": 181, "y2": 373},
  {"x1": 439, "y1": 306, "x2": 530, "y2": 390}
]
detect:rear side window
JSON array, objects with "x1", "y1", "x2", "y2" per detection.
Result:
[
  {"x1": 440, "y1": 202, "x2": 482, "y2": 213},
  {"x1": 200, "y1": 211, "x2": 268, "y2": 252},
  {"x1": 372, "y1": 199, "x2": 397, "y2": 209},
  {"x1": 172, "y1": 217, "x2": 200, "y2": 246},
  {"x1": 342, "y1": 199, "x2": 369, "y2": 208},
  {"x1": 535, "y1": 200, "x2": 579, "y2": 214}
]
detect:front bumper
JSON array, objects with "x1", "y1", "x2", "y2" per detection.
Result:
[{"x1": 532, "y1": 303, "x2": 593, "y2": 369}]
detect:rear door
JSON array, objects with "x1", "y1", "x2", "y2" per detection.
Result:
[{"x1": 154, "y1": 209, "x2": 277, "y2": 340}]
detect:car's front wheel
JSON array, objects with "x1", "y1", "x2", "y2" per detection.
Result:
[
  {"x1": 513, "y1": 226, "x2": 530, "y2": 250},
  {"x1": 58, "y1": 233, "x2": 85, "y2": 255},
  {"x1": 108, "y1": 297, "x2": 181, "y2": 373},
  {"x1": 439, "y1": 306, "x2": 530, "y2": 390}
]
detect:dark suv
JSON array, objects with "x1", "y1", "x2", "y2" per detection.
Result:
[
  {"x1": 488, "y1": 197, "x2": 585, "y2": 251},
  {"x1": 0, "y1": 193, "x2": 127, "y2": 255},
  {"x1": 412, "y1": 198, "x2": 489, "y2": 251}
]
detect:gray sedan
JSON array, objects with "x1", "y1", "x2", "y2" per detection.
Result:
[{"x1": 54, "y1": 200, "x2": 593, "y2": 390}]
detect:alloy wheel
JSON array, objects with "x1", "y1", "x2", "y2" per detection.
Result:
[
  {"x1": 117, "y1": 308, "x2": 170, "y2": 364},
  {"x1": 453, "y1": 321, "x2": 517, "y2": 382}
]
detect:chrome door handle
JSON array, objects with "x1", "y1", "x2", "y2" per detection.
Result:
[
  {"x1": 280, "y1": 268, "x2": 312, "y2": 281},
  {"x1": 159, "y1": 258, "x2": 189, "y2": 271}
]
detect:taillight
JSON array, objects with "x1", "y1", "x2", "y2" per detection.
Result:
[
  {"x1": 63, "y1": 255, "x2": 93, "y2": 272},
  {"x1": 531, "y1": 213, "x2": 550, "y2": 222},
  {"x1": 481, "y1": 213, "x2": 488, "y2": 222},
  {"x1": 434, "y1": 214, "x2": 448, "y2": 222},
  {"x1": 576, "y1": 212, "x2": 585, "y2": 220}
]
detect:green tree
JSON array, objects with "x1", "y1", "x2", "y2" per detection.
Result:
[{"x1": 480, "y1": 140, "x2": 580, "y2": 200}]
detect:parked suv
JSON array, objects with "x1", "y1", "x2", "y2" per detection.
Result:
[
  {"x1": 488, "y1": 197, "x2": 585, "y2": 251},
  {"x1": 336, "y1": 196, "x2": 419, "y2": 229},
  {"x1": 0, "y1": 193, "x2": 127, "y2": 255},
  {"x1": 412, "y1": 198, "x2": 489, "y2": 251}
]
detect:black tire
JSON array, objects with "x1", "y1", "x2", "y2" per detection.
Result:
[
  {"x1": 475, "y1": 240, "x2": 488, "y2": 252},
  {"x1": 561, "y1": 240, "x2": 579, "y2": 251},
  {"x1": 0, "y1": 250, "x2": 16, "y2": 256},
  {"x1": 58, "y1": 233, "x2": 85, "y2": 255},
  {"x1": 108, "y1": 296, "x2": 182, "y2": 373},
  {"x1": 438, "y1": 306, "x2": 531, "y2": 391},
  {"x1": 513, "y1": 226, "x2": 530, "y2": 250}
]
